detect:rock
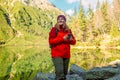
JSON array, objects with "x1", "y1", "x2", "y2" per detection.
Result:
[
  {"x1": 86, "y1": 66, "x2": 120, "y2": 80},
  {"x1": 108, "y1": 59, "x2": 120, "y2": 67},
  {"x1": 33, "y1": 72, "x2": 55, "y2": 80},
  {"x1": 33, "y1": 72, "x2": 84, "y2": 80},
  {"x1": 69, "y1": 64, "x2": 86, "y2": 80},
  {"x1": 66, "y1": 74, "x2": 83, "y2": 80},
  {"x1": 105, "y1": 74, "x2": 120, "y2": 80},
  {"x1": 33, "y1": 64, "x2": 120, "y2": 80}
]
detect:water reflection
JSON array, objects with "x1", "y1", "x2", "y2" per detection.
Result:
[
  {"x1": 0, "y1": 46, "x2": 120, "y2": 79},
  {"x1": 70, "y1": 48, "x2": 120, "y2": 70},
  {"x1": 0, "y1": 46, "x2": 52, "y2": 80}
]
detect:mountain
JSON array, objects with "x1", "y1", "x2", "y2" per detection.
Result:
[
  {"x1": 22, "y1": 0, "x2": 63, "y2": 11},
  {"x1": 0, "y1": 0, "x2": 65, "y2": 45}
]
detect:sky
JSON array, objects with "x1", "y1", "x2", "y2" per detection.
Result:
[{"x1": 48, "y1": 0, "x2": 113, "y2": 16}]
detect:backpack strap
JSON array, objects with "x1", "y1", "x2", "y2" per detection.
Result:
[
  {"x1": 50, "y1": 28, "x2": 59, "y2": 48},
  {"x1": 55, "y1": 29, "x2": 58, "y2": 35}
]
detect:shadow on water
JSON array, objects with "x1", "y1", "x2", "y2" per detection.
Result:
[{"x1": 0, "y1": 46, "x2": 120, "y2": 80}]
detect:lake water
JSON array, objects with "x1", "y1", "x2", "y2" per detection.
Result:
[{"x1": 0, "y1": 46, "x2": 120, "y2": 80}]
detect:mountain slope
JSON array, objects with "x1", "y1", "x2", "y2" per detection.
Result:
[
  {"x1": 0, "y1": 0, "x2": 65, "y2": 45},
  {"x1": 0, "y1": 6, "x2": 13, "y2": 44}
]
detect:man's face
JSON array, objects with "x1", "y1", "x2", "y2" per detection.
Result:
[{"x1": 57, "y1": 17, "x2": 65, "y2": 26}]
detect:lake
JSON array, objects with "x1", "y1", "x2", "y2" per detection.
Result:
[{"x1": 0, "y1": 46, "x2": 120, "y2": 80}]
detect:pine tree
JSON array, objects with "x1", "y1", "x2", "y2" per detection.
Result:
[
  {"x1": 24, "y1": 0, "x2": 30, "y2": 5},
  {"x1": 96, "y1": 0, "x2": 100, "y2": 10},
  {"x1": 94, "y1": 0, "x2": 104, "y2": 35},
  {"x1": 87, "y1": 4, "x2": 95, "y2": 41},
  {"x1": 73, "y1": 6, "x2": 77, "y2": 17},
  {"x1": 78, "y1": 1, "x2": 85, "y2": 29},
  {"x1": 87, "y1": 4, "x2": 94, "y2": 22},
  {"x1": 113, "y1": 0, "x2": 120, "y2": 30},
  {"x1": 78, "y1": 0, "x2": 86, "y2": 42},
  {"x1": 110, "y1": 23, "x2": 120, "y2": 38},
  {"x1": 101, "y1": 1, "x2": 110, "y2": 33}
]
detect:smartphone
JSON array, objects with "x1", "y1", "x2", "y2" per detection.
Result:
[{"x1": 67, "y1": 34, "x2": 72, "y2": 39}]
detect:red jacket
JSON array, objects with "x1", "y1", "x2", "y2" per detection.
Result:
[{"x1": 49, "y1": 27, "x2": 76, "y2": 58}]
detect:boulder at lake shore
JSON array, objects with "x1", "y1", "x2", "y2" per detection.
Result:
[{"x1": 33, "y1": 63, "x2": 120, "y2": 80}]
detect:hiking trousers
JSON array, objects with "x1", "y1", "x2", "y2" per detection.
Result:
[{"x1": 52, "y1": 57, "x2": 70, "y2": 80}]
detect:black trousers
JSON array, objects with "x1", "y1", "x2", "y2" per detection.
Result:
[{"x1": 52, "y1": 57, "x2": 70, "y2": 80}]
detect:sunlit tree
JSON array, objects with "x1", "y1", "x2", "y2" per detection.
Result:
[
  {"x1": 86, "y1": 4, "x2": 95, "y2": 41},
  {"x1": 101, "y1": 1, "x2": 110, "y2": 33},
  {"x1": 96, "y1": 0, "x2": 100, "y2": 10},
  {"x1": 78, "y1": 0, "x2": 86, "y2": 42},
  {"x1": 113, "y1": 0, "x2": 120, "y2": 30}
]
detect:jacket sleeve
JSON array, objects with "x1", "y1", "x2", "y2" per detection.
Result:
[
  {"x1": 65, "y1": 30, "x2": 76, "y2": 45},
  {"x1": 65, "y1": 34, "x2": 76, "y2": 45},
  {"x1": 69, "y1": 34, "x2": 76, "y2": 45},
  {"x1": 49, "y1": 27, "x2": 64, "y2": 45}
]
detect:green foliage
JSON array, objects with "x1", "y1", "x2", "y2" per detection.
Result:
[
  {"x1": 0, "y1": 1, "x2": 62, "y2": 79},
  {"x1": 71, "y1": 48, "x2": 120, "y2": 70},
  {"x1": 0, "y1": 46, "x2": 53, "y2": 80},
  {"x1": 71, "y1": 0, "x2": 120, "y2": 46},
  {"x1": 110, "y1": 23, "x2": 120, "y2": 38},
  {"x1": 87, "y1": 5, "x2": 94, "y2": 21},
  {"x1": 109, "y1": 23, "x2": 120, "y2": 46},
  {"x1": 78, "y1": 2, "x2": 86, "y2": 29},
  {"x1": 101, "y1": 1, "x2": 110, "y2": 33},
  {"x1": 77, "y1": 2, "x2": 87, "y2": 42},
  {"x1": 0, "y1": 0, "x2": 62, "y2": 46},
  {"x1": 12, "y1": 2, "x2": 59, "y2": 36},
  {"x1": 0, "y1": 7, "x2": 13, "y2": 43}
]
